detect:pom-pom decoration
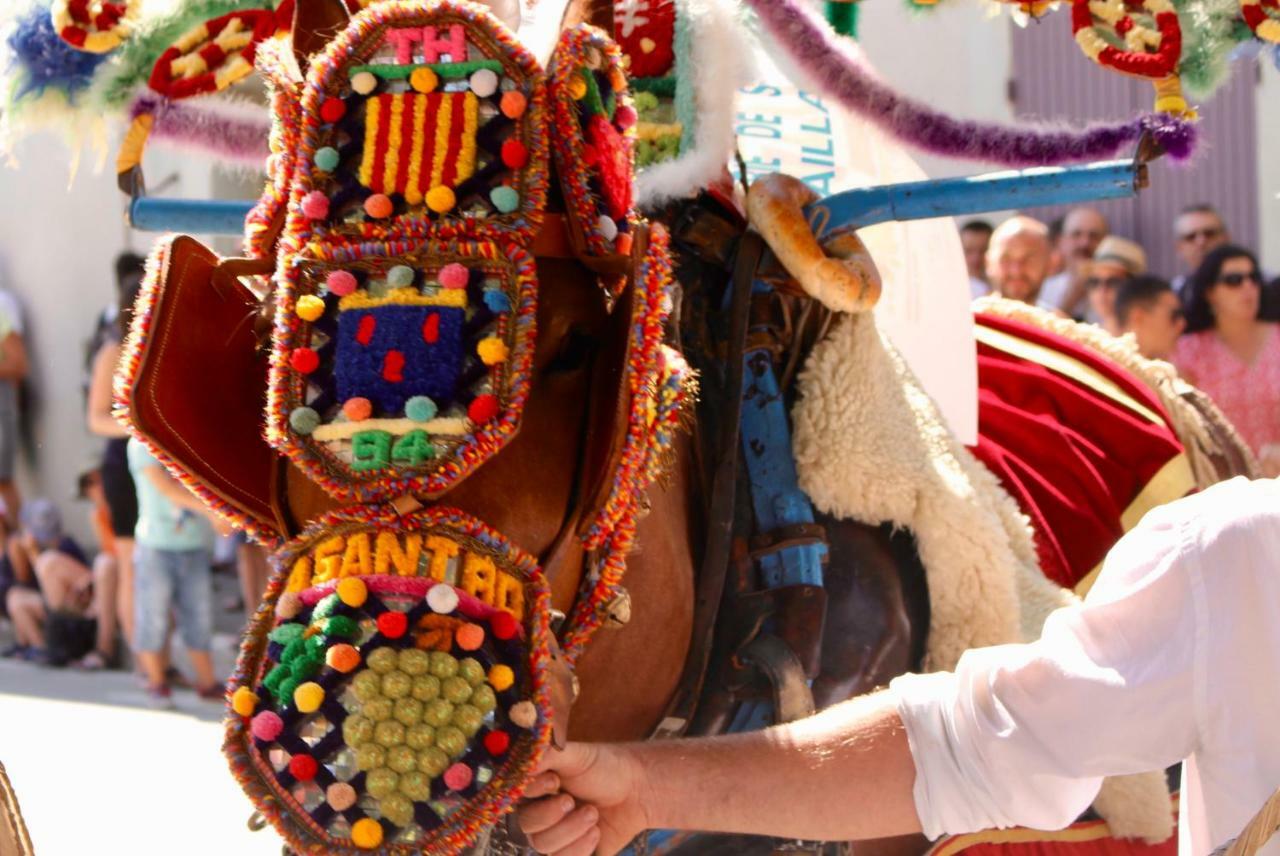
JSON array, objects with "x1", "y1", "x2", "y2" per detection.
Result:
[
  {"x1": 145, "y1": 8, "x2": 282, "y2": 101},
  {"x1": 1241, "y1": 0, "x2": 1280, "y2": 42},
  {"x1": 1070, "y1": 0, "x2": 1189, "y2": 115},
  {"x1": 225, "y1": 506, "x2": 553, "y2": 855},
  {"x1": 51, "y1": 0, "x2": 136, "y2": 53}
]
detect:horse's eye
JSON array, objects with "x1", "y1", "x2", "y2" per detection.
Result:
[{"x1": 545, "y1": 328, "x2": 598, "y2": 374}]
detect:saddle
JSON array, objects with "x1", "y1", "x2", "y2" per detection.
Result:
[{"x1": 115, "y1": 3, "x2": 693, "y2": 852}]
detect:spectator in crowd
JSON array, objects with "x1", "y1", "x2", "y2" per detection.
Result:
[
  {"x1": 985, "y1": 216, "x2": 1056, "y2": 310},
  {"x1": 128, "y1": 437, "x2": 225, "y2": 707},
  {"x1": 1171, "y1": 204, "x2": 1279, "y2": 317},
  {"x1": 87, "y1": 252, "x2": 144, "y2": 657},
  {"x1": 960, "y1": 220, "x2": 994, "y2": 299},
  {"x1": 1038, "y1": 207, "x2": 1109, "y2": 318},
  {"x1": 1082, "y1": 236, "x2": 1146, "y2": 336},
  {"x1": 1116, "y1": 276, "x2": 1184, "y2": 360},
  {"x1": 1045, "y1": 216, "x2": 1066, "y2": 278},
  {"x1": 0, "y1": 277, "x2": 26, "y2": 527},
  {"x1": 0, "y1": 499, "x2": 116, "y2": 666},
  {"x1": 1172, "y1": 244, "x2": 1280, "y2": 477},
  {"x1": 1171, "y1": 204, "x2": 1230, "y2": 300},
  {"x1": 235, "y1": 535, "x2": 271, "y2": 625}
]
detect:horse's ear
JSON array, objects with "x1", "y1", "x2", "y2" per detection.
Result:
[
  {"x1": 292, "y1": 0, "x2": 352, "y2": 72},
  {"x1": 560, "y1": 0, "x2": 614, "y2": 32}
]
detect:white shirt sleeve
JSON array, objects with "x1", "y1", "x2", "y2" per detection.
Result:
[{"x1": 891, "y1": 506, "x2": 1201, "y2": 840}]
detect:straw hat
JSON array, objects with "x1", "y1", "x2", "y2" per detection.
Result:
[{"x1": 1090, "y1": 236, "x2": 1148, "y2": 276}]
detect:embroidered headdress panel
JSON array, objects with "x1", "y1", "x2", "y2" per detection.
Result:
[{"x1": 267, "y1": 1, "x2": 550, "y2": 504}]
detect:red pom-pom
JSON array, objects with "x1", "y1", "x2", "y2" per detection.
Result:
[
  {"x1": 581, "y1": 144, "x2": 599, "y2": 167},
  {"x1": 468, "y1": 395, "x2": 499, "y2": 424},
  {"x1": 483, "y1": 730, "x2": 511, "y2": 756},
  {"x1": 320, "y1": 98, "x2": 347, "y2": 123},
  {"x1": 290, "y1": 348, "x2": 320, "y2": 374},
  {"x1": 377, "y1": 611, "x2": 408, "y2": 639},
  {"x1": 490, "y1": 611, "x2": 519, "y2": 641},
  {"x1": 301, "y1": 191, "x2": 330, "y2": 220},
  {"x1": 289, "y1": 754, "x2": 319, "y2": 781},
  {"x1": 500, "y1": 139, "x2": 528, "y2": 169}
]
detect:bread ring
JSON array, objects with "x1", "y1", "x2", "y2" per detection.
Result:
[
  {"x1": 746, "y1": 173, "x2": 881, "y2": 314},
  {"x1": 51, "y1": 0, "x2": 136, "y2": 54}
]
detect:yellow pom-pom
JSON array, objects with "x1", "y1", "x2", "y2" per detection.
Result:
[
  {"x1": 231, "y1": 686, "x2": 257, "y2": 717},
  {"x1": 426, "y1": 185, "x2": 456, "y2": 214},
  {"x1": 488, "y1": 664, "x2": 515, "y2": 692},
  {"x1": 567, "y1": 74, "x2": 588, "y2": 101},
  {"x1": 337, "y1": 576, "x2": 368, "y2": 607},
  {"x1": 410, "y1": 67, "x2": 439, "y2": 93},
  {"x1": 477, "y1": 337, "x2": 509, "y2": 366},
  {"x1": 296, "y1": 295, "x2": 326, "y2": 322},
  {"x1": 351, "y1": 817, "x2": 384, "y2": 849},
  {"x1": 294, "y1": 681, "x2": 325, "y2": 713}
]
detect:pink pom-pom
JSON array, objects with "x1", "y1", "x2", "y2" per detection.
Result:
[
  {"x1": 614, "y1": 105, "x2": 638, "y2": 130},
  {"x1": 438, "y1": 263, "x2": 469, "y2": 290},
  {"x1": 444, "y1": 762, "x2": 474, "y2": 791},
  {"x1": 251, "y1": 711, "x2": 284, "y2": 742},
  {"x1": 326, "y1": 270, "x2": 358, "y2": 297},
  {"x1": 301, "y1": 191, "x2": 330, "y2": 220}
]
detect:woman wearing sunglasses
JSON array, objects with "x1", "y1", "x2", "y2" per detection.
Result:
[{"x1": 1173, "y1": 244, "x2": 1280, "y2": 477}]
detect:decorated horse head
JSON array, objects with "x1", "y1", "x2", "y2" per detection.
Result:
[{"x1": 0, "y1": 0, "x2": 1269, "y2": 852}]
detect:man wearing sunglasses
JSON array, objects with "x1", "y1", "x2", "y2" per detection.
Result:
[
  {"x1": 1116, "y1": 276, "x2": 1184, "y2": 360},
  {"x1": 1171, "y1": 205, "x2": 1276, "y2": 313}
]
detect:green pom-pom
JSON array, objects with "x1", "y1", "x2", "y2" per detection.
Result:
[
  {"x1": 282, "y1": 637, "x2": 308, "y2": 663},
  {"x1": 312, "y1": 593, "x2": 339, "y2": 620},
  {"x1": 269, "y1": 623, "x2": 305, "y2": 645},
  {"x1": 387, "y1": 265, "x2": 415, "y2": 288},
  {"x1": 490, "y1": 185, "x2": 519, "y2": 213},
  {"x1": 315, "y1": 147, "x2": 341, "y2": 172},
  {"x1": 290, "y1": 653, "x2": 324, "y2": 681},
  {"x1": 289, "y1": 407, "x2": 321, "y2": 435},
  {"x1": 263, "y1": 664, "x2": 289, "y2": 697},
  {"x1": 278, "y1": 676, "x2": 301, "y2": 706},
  {"x1": 324, "y1": 615, "x2": 360, "y2": 638}
]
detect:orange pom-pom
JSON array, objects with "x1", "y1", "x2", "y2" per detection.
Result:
[
  {"x1": 455, "y1": 623, "x2": 485, "y2": 651},
  {"x1": 343, "y1": 398, "x2": 373, "y2": 421},
  {"x1": 326, "y1": 643, "x2": 361, "y2": 673}
]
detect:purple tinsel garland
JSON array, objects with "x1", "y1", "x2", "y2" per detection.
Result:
[
  {"x1": 130, "y1": 93, "x2": 271, "y2": 166},
  {"x1": 742, "y1": 0, "x2": 1196, "y2": 165}
]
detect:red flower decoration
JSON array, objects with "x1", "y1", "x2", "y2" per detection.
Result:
[{"x1": 586, "y1": 114, "x2": 632, "y2": 221}]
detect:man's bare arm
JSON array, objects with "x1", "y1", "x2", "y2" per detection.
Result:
[{"x1": 520, "y1": 690, "x2": 920, "y2": 854}]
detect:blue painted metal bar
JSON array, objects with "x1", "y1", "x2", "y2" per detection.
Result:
[
  {"x1": 129, "y1": 197, "x2": 256, "y2": 235},
  {"x1": 123, "y1": 159, "x2": 1141, "y2": 237},
  {"x1": 804, "y1": 159, "x2": 1138, "y2": 241}
]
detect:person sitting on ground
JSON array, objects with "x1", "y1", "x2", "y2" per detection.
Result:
[
  {"x1": 1038, "y1": 207, "x2": 1108, "y2": 319},
  {"x1": 984, "y1": 216, "x2": 1057, "y2": 311},
  {"x1": 960, "y1": 220, "x2": 993, "y2": 299},
  {"x1": 1082, "y1": 235, "x2": 1146, "y2": 336},
  {"x1": 518, "y1": 476, "x2": 1280, "y2": 856},
  {"x1": 0, "y1": 499, "x2": 117, "y2": 666},
  {"x1": 1116, "y1": 276, "x2": 1184, "y2": 360},
  {"x1": 1172, "y1": 244, "x2": 1280, "y2": 478},
  {"x1": 127, "y1": 437, "x2": 227, "y2": 707}
]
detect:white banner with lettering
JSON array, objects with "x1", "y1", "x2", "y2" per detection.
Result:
[{"x1": 734, "y1": 50, "x2": 978, "y2": 444}]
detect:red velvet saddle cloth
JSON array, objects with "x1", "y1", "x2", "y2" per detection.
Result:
[{"x1": 967, "y1": 311, "x2": 1195, "y2": 593}]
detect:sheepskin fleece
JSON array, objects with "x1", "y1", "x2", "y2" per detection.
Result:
[
  {"x1": 791, "y1": 311, "x2": 1172, "y2": 844},
  {"x1": 633, "y1": 0, "x2": 755, "y2": 207}
]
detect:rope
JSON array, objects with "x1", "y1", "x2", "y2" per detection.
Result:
[{"x1": 1222, "y1": 786, "x2": 1280, "y2": 856}]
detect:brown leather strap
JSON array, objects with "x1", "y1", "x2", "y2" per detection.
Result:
[
  {"x1": 532, "y1": 213, "x2": 578, "y2": 259},
  {"x1": 656, "y1": 229, "x2": 765, "y2": 738}
]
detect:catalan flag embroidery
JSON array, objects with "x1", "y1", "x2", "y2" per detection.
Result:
[{"x1": 359, "y1": 91, "x2": 480, "y2": 204}]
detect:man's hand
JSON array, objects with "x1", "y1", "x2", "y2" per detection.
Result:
[{"x1": 518, "y1": 743, "x2": 648, "y2": 855}]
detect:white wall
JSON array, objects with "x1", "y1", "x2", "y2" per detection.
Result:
[
  {"x1": 1256, "y1": 58, "x2": 1280, "y2": 271},
  {"x1": 0, "y1": 136, "x2": 214, "y2": 547}
]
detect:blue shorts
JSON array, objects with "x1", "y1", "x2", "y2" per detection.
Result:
[{"x1": 133, "y1": 545, "x2": 213, "y2": 653}]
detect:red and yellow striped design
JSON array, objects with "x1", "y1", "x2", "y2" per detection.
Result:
[{"x1": 359, "y1": 91, "x2": 479, "y2": 204}]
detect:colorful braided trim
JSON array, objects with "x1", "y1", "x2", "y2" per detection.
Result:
[
  {"x1": 225, "y1": 504, "x2": 553, "y2": 854},
  {"x1": 548, "y1": 24, "x2": 639, "y2": 262},
  {"x1": 562, "y1": 225, "x2": 693, "y2": 660}
]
